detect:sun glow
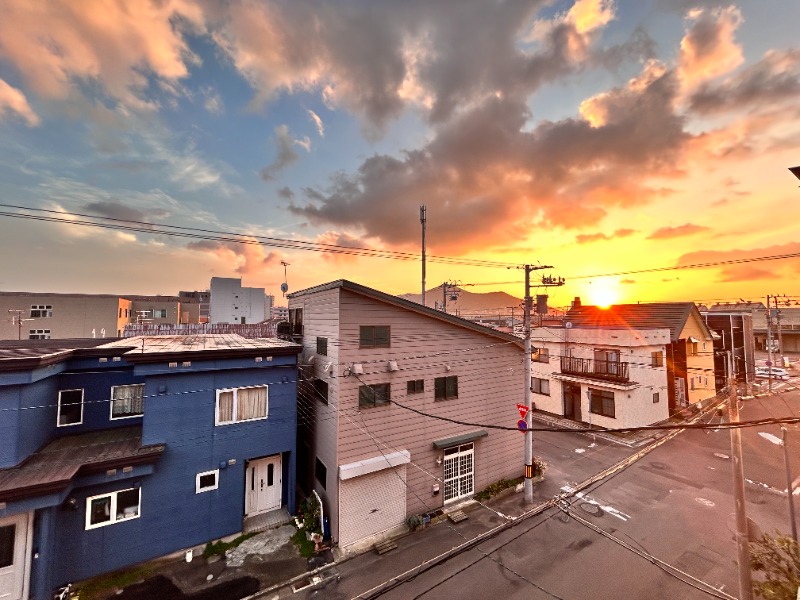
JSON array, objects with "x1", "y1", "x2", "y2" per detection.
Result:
[{"x1": 588, "y1": 281, "x2": 620, "y2": 308}]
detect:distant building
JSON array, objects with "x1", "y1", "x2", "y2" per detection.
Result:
[
  {"x1": 0, "y1": 292, "x2": 204, "y2": 340},
  {"x1": 272, "y1": 306, "x2": 289, "y2": 321},
  {"x1": 700, "y1": 310, "x2": 755, "y2": 391},
  {"x1": 209, "y1": 278, "x2": 266, "y2": 324},
  {"x1": 178, "y1": 290, "x2": 211, "y2": 323}
]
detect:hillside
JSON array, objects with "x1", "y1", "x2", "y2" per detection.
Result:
[{"x1": 399, "y1": 285, "x2": 523, "y2": 313}]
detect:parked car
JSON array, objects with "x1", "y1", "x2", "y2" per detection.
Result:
[{"x1": 755, "y1": 366, "x2": 789, "y2": 380}]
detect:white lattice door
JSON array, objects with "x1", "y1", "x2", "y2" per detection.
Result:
[{"x1": 443, "y1": 443, "x2": 474, "y2": 502}]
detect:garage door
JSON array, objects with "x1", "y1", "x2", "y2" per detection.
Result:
[{"x1": 338, "y1": 466, "x2": 407, "y2": 548}]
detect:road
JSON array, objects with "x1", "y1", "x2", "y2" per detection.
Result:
[{"x1": 294, "y1": 387, "x2": 800, "y2": 600}]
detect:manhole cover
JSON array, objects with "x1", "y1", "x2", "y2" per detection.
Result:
[
  {"x1": 579, "y1": 502, "x2": 603, "y2": 516},
  {"x1": 695, "y1": 498, "x2": 715, "y2": 507},
  {"x1": 713, "y1": 453, "x2": 730, "y2": 459}
]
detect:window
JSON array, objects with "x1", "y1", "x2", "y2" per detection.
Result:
[
  {"x1": 0, "y1": 524, "x2": 14, "y2": 568},
  {"x1": 314, "y1": 378, "x2": 329, "y2": 404},
  {"x1": 531, "y1": 377, "x2": 550, "y2": 395},
  {"x1": 153, "y1": 309, "x2": 167, "y2": 318},
  {"x1": 58, "y1": 389, "x2": 83, "y2": 426},
  {"x1": 407, "y1": 379, "x2": 424, "y2": 394},
  {"x1": 315, "y1": 458, "x2": 327, "y2": 489},
  {"x1": 594, "y1": 349, "x2": 621, "y2": 375},
  {"x1": 653, "y1": 392, "x2": 660, "y2": 403},
  {"x1": 689, "y1": 340, "x2": 698, "y2": 356},
  {"x1": 651, "y1": 351, "x2": 664, "y2": 367},
  {"x1": 119, "y1": 308, "x2": 123, "y2": 318},
  {"x1": 110, "y1": 384, "x2": 145, "y2": 419},
  {"x1": 288, "y1": 308, "x2": 303, "y2": 335},
  {"x1": 434, "y1": 376, "x2": 459, "y2": 401},
  {"x1": 29, "y1": 329, "x2": 51, "y2": 340},
  {"x1": 358, "y1": 383, "x2": 390, "y2": 408},
  {"x1": 316, "y1": 337, "x2": 328, "y2": 356},
  {"x1": 30, "y1": 304, "x2": 52, "y2": 318},
  {"x1": 589, "y1": 389, "x2": 615, "y2": 418},
  {"x1": 532, "y1": 347, "x2": 550, "y2": 363},
  {"x1": 86, "y1": 488, "x2": 140, "y2": 529},
  {"x1": 196, "y1": 470, "x2": 219, "y2": 493},
  {"x1": 359, "y1": 325, "x2": 390, "y2": 348},
  {"x1": 216, "y1": 386, "x2": 269, "y2": 424}
]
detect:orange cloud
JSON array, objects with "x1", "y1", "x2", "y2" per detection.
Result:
[
  {"x1": 677, "y1": 242, "x2": 800, "y2": 283},
  {"x1": 648, "y1": 223, "x2": 710, "y2": 240},
  {"x1": 0, "y1": 0, "x2": 204, "y2": 109},
  {"x1": 678, "y1": 6, "x2": 744, "y2": 90},
  {"x1": 575, "y1": 228, "x2": 636, "y2": 244},
  {"x1": 187, "y1": 238, "x2": 283, "y2": 277},
  {"x1": 0, "y1": 78, "x2": 39, "y2": 125}
]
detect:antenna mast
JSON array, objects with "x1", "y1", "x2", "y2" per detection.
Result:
[{"x1": 420, "y1": 205, "x2": 427, "y2": 307}]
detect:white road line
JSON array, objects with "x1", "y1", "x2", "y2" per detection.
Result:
[{"x1": 571, "y1": 490, "x2": 631, "y2": 521}]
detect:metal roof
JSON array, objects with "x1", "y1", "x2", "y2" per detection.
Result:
[
  {"x1": 0, "y1": 426, "x2": 164, "y2": 502},
  {"x1": 565, "y1": 302, "x2": 711, "y2": 342},
  {"x1": 288, "y1": 279, "x2": 523, "y2": 347}
]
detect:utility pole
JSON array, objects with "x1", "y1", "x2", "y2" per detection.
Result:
[
  {"x1": 520, "y1": 265, "x2": 554, "y2": 503},
  {"x1": 7, "y1": 309, "x2": 32, "y2": 341},
  {"x1": 766, "y1": 295, "x2": 773, "y2": 393},
  {"x1": 728, "y1": 351, "x2": 753, "y2": 600},
  {"x1": 441, "y1": 281, "x2": 460, "y2": 314},
  {"x1": 775, "y1": 295, "x2": 785, "y2": 369},
  {"x1": 420, "y1": 206, "x2": 427, "y2": 307},
  {"x1": 782, "y1": 426, "x2": 798, "y2": 543}
]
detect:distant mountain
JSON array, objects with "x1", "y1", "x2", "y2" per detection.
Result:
[{"x1": 399, "y1": 285, "x2": 523, "y2": 312}]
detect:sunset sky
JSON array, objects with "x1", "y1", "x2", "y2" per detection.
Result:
[{"x1": 0, "y1": 0, "x2": 798, "y2": 309}]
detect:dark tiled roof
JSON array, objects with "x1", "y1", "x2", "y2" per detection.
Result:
[
  {"x1": 0, "y1": 338, "x2": 114, "y2": 360},
  {"x1": 288, "y1": 279, "x2": 523, "y2": 347},
  {"x1": 565, "y1": 303, "x2": 706, "y2": 342},
  {"x1": 0, "y1": 426, "x2": 164, "y2": 502}
]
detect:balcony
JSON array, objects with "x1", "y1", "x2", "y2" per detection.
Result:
[{"x1": 560, "y1": 356, "x2": 630, "y2": 383}]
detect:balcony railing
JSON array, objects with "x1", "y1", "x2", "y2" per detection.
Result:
[{"x1": 560, "y1": 356, "x2": 630, "y2": 382}]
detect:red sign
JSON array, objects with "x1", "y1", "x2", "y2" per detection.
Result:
[{"x1": 516, "y1": 403, "x2": 529, "y2": 419}]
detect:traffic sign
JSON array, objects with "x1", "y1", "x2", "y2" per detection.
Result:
[
  {"x1": 516, "y1": 403, "x2": 529, "y2": 419},
  {"x1": 517, "y1": 419, "x2": 528, "y2": 432},
  {"x1": 765, "y1": 360, "x2": 772, "y2": 367}
]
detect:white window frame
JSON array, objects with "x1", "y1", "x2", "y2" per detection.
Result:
[
  {"x1": 85, "y1": 487, "x2": 141, "y2": 530},
  {"x1": 29, "y1": 329, "x2": 51, "y2": 340},
  {"x1": 215, "y1": 385, "x2": 269, "y2": 425},
  {"x1": 531, "y1": 377, "x2": 550, "y2": 396},
  {"x1": 30, "y1": 304, "x2": 53, "y2": 318},
  {"x1": 110, "y1": 384, "x2": 145, "y2": 420},
  {"x1": 196, "y1": 470, "x2": 219, "y2": 493},
  {"x1": 57, "y1": 389, "x2": 84, "y2": 427}
]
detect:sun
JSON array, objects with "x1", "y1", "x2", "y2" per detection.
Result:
[{"x1": 588, "y1": 281, "x2": 620, "y2": 308}]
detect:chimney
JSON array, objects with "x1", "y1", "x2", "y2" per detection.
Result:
[{"x1": 571, "y1": 296, "x2": 582, "y2": 309}]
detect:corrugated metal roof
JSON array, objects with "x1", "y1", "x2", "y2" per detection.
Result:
[
  {"x1": 565, "y1": 303, "x2": 709, "y2": 342},
  {"x1": 288, "y1": 279, "x2": 523, "y2": 347}
]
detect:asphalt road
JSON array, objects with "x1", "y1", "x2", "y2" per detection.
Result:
[{"x1": 296, "y1": 387, "x2": 800, "y2": 600}]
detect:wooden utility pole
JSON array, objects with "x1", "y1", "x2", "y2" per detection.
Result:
[{"x1": 728, "y1": 351, "x2": 753, "y2": 600}]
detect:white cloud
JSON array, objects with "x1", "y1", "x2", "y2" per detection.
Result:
[
  {"x1": 307, "y1": 109, "x2": 325, "y2": 137},
  {"x1": 0, "y1": 78, "x2": 40, "y2": 126}
]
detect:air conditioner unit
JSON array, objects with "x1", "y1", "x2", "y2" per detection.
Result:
[
  {"x1": 387, "y1": 360, "x2": 398, "y2": 372},
  {"x1": 352, "y1": 363, "x2": 364, "y2": 375}
]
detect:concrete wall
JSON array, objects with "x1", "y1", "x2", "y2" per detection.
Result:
[
  {"x1": 0, "y1": 293, "x2": 130, "y2": 340},
  {"x1": 210, "y1": 278, "x2": 266, "y2": 324}
]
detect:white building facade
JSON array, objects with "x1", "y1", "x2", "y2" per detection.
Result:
[
  {"x1": 530, "y1": 326, "x2": 672, "y2": 429},
  {"x1": 209, "y1": 277, "x2": 266, "y2": 324}
]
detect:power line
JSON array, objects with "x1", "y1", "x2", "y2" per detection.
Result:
[{"x1": 0, "y1": 205, "x2": 520, "y2": 269}]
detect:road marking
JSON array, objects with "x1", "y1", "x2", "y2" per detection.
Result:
[
  {"x1": 574, "y1": 448, "x2": 586, "y2": 454},
  {"x1": 695, "y1": 497, "x2": 715, "y2": 507},
  {"x1": 713, "y1": 453, "x2": 730, "y2": 459},
  {"x1": 758, "y1": 432, "x2": 783, "y2": 446},
  {"x1": 746, "y1": 478, "x2": 785, "y2": 495}
]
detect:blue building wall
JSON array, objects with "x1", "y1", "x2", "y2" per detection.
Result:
[{"x1": 44, "y1": 354, "x2": 298, "y2": 589}]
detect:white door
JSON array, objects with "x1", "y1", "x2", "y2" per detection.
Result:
[
  {"x1": 245, "y1": 456, "x2": 282, "y2": 516},
  {"x1": 0, "y1": 513, "x2": 29, "y2": 600},
  {"x1": 443, "y1": 443, "x2": 474, "y2": 503}
]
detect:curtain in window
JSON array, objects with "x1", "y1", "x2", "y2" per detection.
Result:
[
  {"x1": 238, "y1": 387, "x2": 267, "y2": 420},
  {"x1": 113, "y1": 385, "x2": 144, "y2": 417},
  {"x1": 218, "y1": 391, "x2": 234, "y2": 423}
]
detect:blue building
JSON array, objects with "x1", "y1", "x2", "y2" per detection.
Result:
[{"x1": 0, "y1": 334, "x2": 301, "y2": 600}]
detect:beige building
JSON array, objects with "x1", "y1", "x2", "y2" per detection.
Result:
[
  {"x1": 288, "y1": 280, "x2": 525, "y2": 552},
  {"x1": 0, "y1": 292, "x2": 203, "y2": 340}
]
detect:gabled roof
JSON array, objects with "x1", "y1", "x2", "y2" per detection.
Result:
[
  {"x1": 288, "y1": 279, "x2": 523, "y2": 347},
  {"x1": 565, "y1": 302, "x2": 711, "y2": 342}
]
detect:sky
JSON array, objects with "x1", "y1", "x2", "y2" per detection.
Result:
[{"x1": 0, "y1": 0, "x2": 799, "y2": 310}]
